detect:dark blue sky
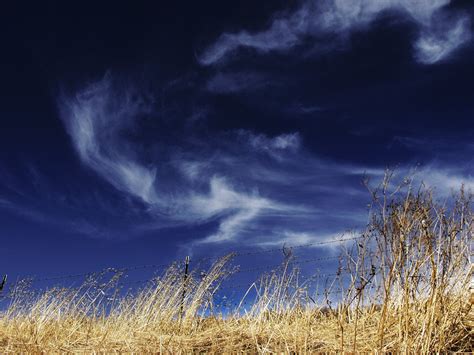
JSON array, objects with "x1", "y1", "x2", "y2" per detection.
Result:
[{"x1": 1, "y1": 0, "x2": 473, "y2": 285}]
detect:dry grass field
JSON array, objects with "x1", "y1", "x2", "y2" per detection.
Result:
[{"x1": 0, "y1": 176, "x2": 472, "y2": 353}]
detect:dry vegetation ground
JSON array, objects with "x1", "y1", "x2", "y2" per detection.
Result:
[{"x1": 0, "y1": 175, "x2": 472, "y2": 353}]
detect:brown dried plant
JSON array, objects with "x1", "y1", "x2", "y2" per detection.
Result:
[{"x1": 0, "y1": 172, "x2": 472, "y2": 353}]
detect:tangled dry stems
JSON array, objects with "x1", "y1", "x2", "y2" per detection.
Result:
[{"x1": 0, "y1": 175, "x2": 472, "y2": 353}]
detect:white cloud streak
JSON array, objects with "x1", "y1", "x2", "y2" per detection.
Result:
[
  {"x1": 415, "y1": 16, "x2": 471, "y2": 64},
  {"x1": 199, "y1": 0, "x2": 471, "y2": 65},
  {"x1": 58, "y1": 77, "x2": 302, "y2": 243},
  {"x1": 56, "y1": 76, "x2": 473, "y2": 247},
  {"x1": 416, "y1": 166, "x2": 474, "y2": 195},
  {"x1": 59, "y1": 76, "x2": 158, "y2": 205},
  {"x1": 239, "y1": 130, "x2": 301, "y2": 154},
  {"x1": 189, "y1": 176, "x2": 294, "y2": 243}
]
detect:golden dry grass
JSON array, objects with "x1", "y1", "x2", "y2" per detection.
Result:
[{"x1": 0, "y1": 175, "x2": 472, "y2": 353}]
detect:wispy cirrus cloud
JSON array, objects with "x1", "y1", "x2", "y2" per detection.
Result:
[
  {"x1": 415, "y1": 16, "x2": 471, "y2": 64},
  {"x1": 57, "y1": 75, "x2": 306, "y2": 243},
  {"x1": 415, "y1": 166, "x2": 474, "y2": 195},
  {"x1": 48, "y1": 72, "x2": 474, "y2": 248},
  {"x1": 199, "y1": 0, "x2": 471, "y2": 66},
  {"x1": 189, "y1": 176, "x2": 291, "y2": 244},
  {"x1": 59, "y1": 75, "x2": 159, "y2": 205},
  {"x1": 238, "y1": 130, "x2": 301, "y2": 155},
  {"x1": 54, "y1": 74, "x2": 380, "y2": 246}
]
